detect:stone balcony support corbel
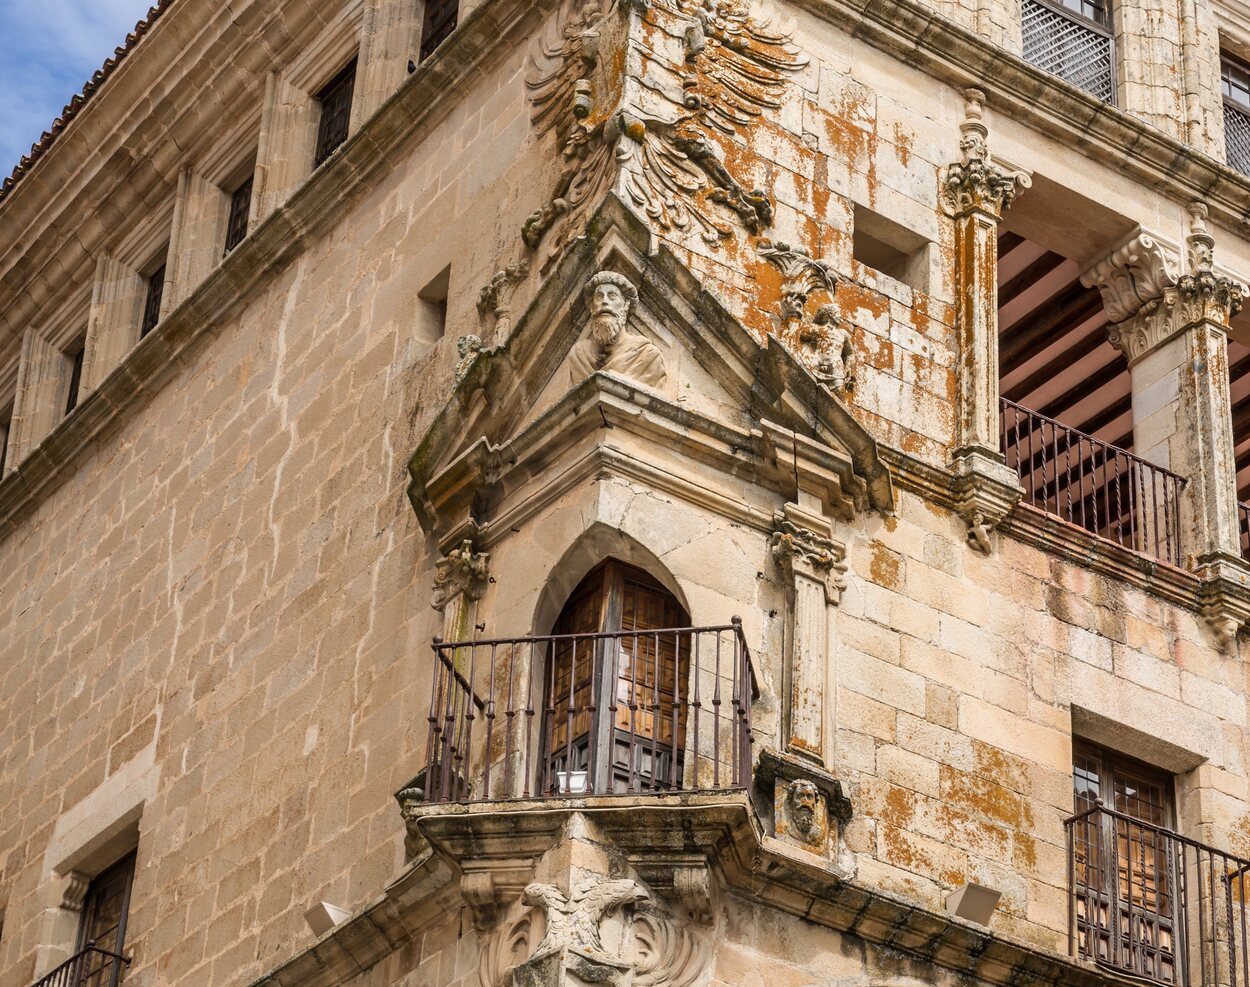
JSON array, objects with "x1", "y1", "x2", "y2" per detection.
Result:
[
  {"x1": 1082, "y1": 204, "x2": 1250, "y2": 646},
  {"x1": 939, "y1": 88, "x2": 1029, "y2": 554}
]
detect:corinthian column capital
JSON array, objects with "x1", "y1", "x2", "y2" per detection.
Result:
[{"x1": 939, "y1": 89, "x2": 1031, "y2": 220}]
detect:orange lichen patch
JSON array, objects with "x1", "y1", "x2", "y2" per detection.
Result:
[
  {"x1": 856, "y1": 332, "x2": 897, "y2": 374},
  {"x1": 941, "y1": 764, "x2": 1024, "y2": 828},
  {"x1": 812, "y1": 153, "x2": 832, "y2": 221},
  {"x1": 1013, "y1": 832, "x2": 1039, "y2": 871},
  {"x1": 817, "y1": 87, "x2": 880, "y2": 205},
  {"x1": 869, "y1": 539, "x2": 903, "y2": 589},
  {"x1": 972, "y1": 739, "x2": 1030, "y2": 793},
  {"x1": 880, "y1": 825, "x2": 966, "y2": 886},
  {"x1": 892, "y1": 123, "x2": 913, "y2": 169},
  {"x1": 881, "y1": 514, "x2": 899, "y2": 533}
]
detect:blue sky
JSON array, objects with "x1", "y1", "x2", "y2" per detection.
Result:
[{"x1": 0, "y1": 0, "x2": 156, "y2": 175}]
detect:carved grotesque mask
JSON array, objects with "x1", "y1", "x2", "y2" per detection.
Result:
[{"x1": 787, "y1": 779, "x2": 821, "y2": 837}]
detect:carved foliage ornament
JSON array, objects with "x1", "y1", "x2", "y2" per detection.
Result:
[
  {"x1": 939, "y1": 89, "x2": 1029, "y2": 220},
  {"x1": 1089, "y1": 205, "x2": 1246, "y2": 364},
  {"x1": 770, "y1": 517, "x2": 848, "y2": 603},
  {"x1": 524, "y1": 0, "x2": 807, "y2": 260},
  {"x1": 432, "y1": 539, "x2": 491, "y2": 611}
]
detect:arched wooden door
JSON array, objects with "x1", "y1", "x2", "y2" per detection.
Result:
[{"x1": 542, "y1": 560, "x2": 691, "y2": 795}]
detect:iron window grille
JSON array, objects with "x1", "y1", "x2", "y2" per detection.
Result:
[
  {"x1": 0, "y1": 404, "x2": 11, "y2": 474},
  {"x1": 64, "y1": 342, "x2": 85, "y2": 416},
  {"x1": 313, "y1": 61, "x2": 356, "y2": 169},
  {"x1": 223, "y1": 175, "x2": 253, "y2": 255},
  {"x1": 1022, "y1": 0, "x2": 1116, "y2": 105},
  {"x1": 420, "y1": 0, "x2": 458, "y2": 62},
  {"x1": 1223, "y1": 58, "x2": 1250, "y2": 177},
  {"x1": 140, "y1": 264, "x2": 165, "y2": 339}
]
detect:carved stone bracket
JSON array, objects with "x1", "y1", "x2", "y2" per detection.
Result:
[
  {"x1": 628, "y1": 854, "x2": 715, "y2": 925},
  {"x1": 1082, "y1": 208, "x2": 1245, "y2": 365},
  {"x1": 432, "y1": 538, "x2": 491, "y2": 612},
  {"x1": 949, "y1": 449, "x2": 1024, "y2": 555},
  {"x1": 938, "y1": 89, "x2": 1030, "y2": 221},
  {"x1": 1196, "y1": 552, "x2": 1250, "y2": 650},
  {"x1": 755, "y1": 747, "x2": 852, "y2": 852},
  {"x1": 59, "y1": 871, "x2": 91, "y2": 912}
]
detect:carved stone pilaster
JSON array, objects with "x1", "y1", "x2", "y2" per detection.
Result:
[
  {"x1": 771, "y1": 505, "x2": 845, "y2": 765},
  {"x1": 432, "y1": 538, "x2": 491, "y2": 640},
  {"x1": 949, "y1": 449, "x2": 1024, "y2": 555},
  {"x1": 940, "y1": 89, "x2": 1029, "y2": 501}
]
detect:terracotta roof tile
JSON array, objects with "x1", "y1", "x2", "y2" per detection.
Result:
[{"x1": 0, "y1": 0, "x2": 177, "y2": 203}]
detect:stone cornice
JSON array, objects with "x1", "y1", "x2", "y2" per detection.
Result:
[
  {"x1": 0, "y1": 0, "x2": 542, "y2": 544},
  {"x1": 789, "y1": 0, "x2": 1250, "y2": 240},
  {"x1": 248, "y1": 796, "x2": 1148, "y2": 987}
]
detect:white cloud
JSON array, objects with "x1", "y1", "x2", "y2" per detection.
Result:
[{"x1": 0, "y1": 0, "x2": 156, "y2": 172}]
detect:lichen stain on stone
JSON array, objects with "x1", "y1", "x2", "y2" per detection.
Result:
[
  {"x1": 869, "y1": 539, "x2": 902, "y2": 588},
  {"x1": 817, "y1": 87, "x2": 880, "y2": 206},
  {"x1": 891, "y1": 122, "x2": 913, "y2": 169}
]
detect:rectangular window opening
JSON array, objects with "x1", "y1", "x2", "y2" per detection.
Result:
[
  {"x1": 416, "y1": 265, "x2": 451, "y2": 344},
  {"x1": 420, "y1": 0, "x2": 459, "y2": 62},
  {"x1": 224, "y1": 172, "x2": 255, "y2": 255},
  {"x1": 313, "y1": 59, "x2": 357, "y2": 169},
  {"x1": 74, "y1": 850, "x2": 136, "y2": 979},
  {"x1": 64, "y1": 337, "x2": 86, "y2": 417},
  {"x1": 140, "y1": 259, "x2": 167, "y2": 340},
  {"x1": 852, "y1": 204, "x2": 931, "y2": 292}
]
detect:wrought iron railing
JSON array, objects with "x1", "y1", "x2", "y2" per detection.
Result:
[
  {"x1": 1022, "y1": 0, "x2": 1116, "y2": 104},
  {"x1": 1067, "y1": 805, "x2": 1250, "y2": 987},
  {"x1": 421, "y1": 622, "x2": 755, "y2": 803},
  {"x1": 1001, "y1": 398, "x2": 1186, "y2": 565},
  {"x1": 32, "y1": 944, "x2": 130, "y2": 987},
  {"x1": 1226, "y1": 102, "x2": 1250, "y2": 178}
]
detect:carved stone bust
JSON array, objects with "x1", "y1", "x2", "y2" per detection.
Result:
[
  {"x1": 568, "y1": 271, "x2": 667, "y2": 389},
  {"x1": 786, "y1": 778, "x2": 821, "y2": 840}
]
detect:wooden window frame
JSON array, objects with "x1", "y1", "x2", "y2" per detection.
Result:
[
  {"x1": 420, "y1": 0, "x2": 459, "y2": 62},
  {"x1": 313, "y1": 60, "x2": 357, "y2": 169},
  {"x1": 75, "y1": 850, "x2": 136, "y2": 969}
]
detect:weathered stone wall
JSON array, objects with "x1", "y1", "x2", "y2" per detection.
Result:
[{"x1": 2, "y1": 0, "x2": 1250, "y2": 986}]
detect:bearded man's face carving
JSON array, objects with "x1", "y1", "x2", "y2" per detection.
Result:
[
  {"x1": 787, "y1": 779, "x2": 821, "y2": 837},
  {"x1": 589, "y1": 282, "x2": 630, "y2": 347}
]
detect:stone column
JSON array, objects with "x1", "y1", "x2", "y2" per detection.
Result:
[
  {"x1": 939, "y1": 88, "x2": 1029, "y2": 553},
  {"x1": 81, "y1": 253, "x2": 144, "y2": 398},
  {"x1": 431, "y1": 538, "x2": 491, "y2": 642},
  {"x1": 253, "y1": 71, "x2": 316, "y2": 223},
  {"x1": 769, "y1": 503, "x2": 846, "y2": 767},
  {"x1": 6, "y1": 327, "x2": 71, "y2": 471},
  {"x1": 1114, "y1": 0, "x2": 1187, "y2": 142},
  {"x1": 1082, "y1": 205, "x2": 1249, "y2": 645}
]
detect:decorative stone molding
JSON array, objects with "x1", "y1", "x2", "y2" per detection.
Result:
[
  {"x1": 628, "y1": 854, "x2": 715, "y2": 926},
  {"x1": 396, "y1": 785, "x2": 434, "y2": 860},
  {"x1": 769, "y1": 513, "x2": 847, "y2": 606},
  {"x1": 1079, "y1": 231, "x2": 1179, "y2": 326},
  {"x1": 455, "y1": 335, "x2": 485, "y2": 384},
  {"x1": 431, "y1": 538, "x2": 491, "y2": 612},
  {"x1": 949, "y1": 449, "x2": 1024, "y2": 555},
  {"x1": 568, "y1": 270, "x2": 667, "y2": 388},
  {"x1": 524, "y1": 878, "x2": 650, "y2": 960},
  {"x1": 477, "y1": 261, "x2": 530, "y2": 341},
  {"x1": 1084, "y1": 209, "x2": 1244, "y2": 365},
  {"x1": 939, "y1": 89, "x2": 1030, "y2": 221},
  {"x1": 523, "y1": 0, "x2": 807, "y2": 261},
  {"x1": 757, "y1": 240, "x2": 839, "y2": 323}
]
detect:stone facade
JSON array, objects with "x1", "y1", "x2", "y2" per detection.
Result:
[{"x1": 5, "y1": 0, "x2": 1250, "y2": 986}]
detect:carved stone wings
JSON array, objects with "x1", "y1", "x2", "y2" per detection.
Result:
[
  {"x1": 524, "y1": 0, "x2": 808, "y2": 261},
  {"x1": 524, "y1": 878, "x2": 650, "y2": 959}
]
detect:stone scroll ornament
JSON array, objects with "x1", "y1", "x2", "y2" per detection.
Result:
[{"x1": 523, "y1": 0, "x2": 808, "y2": 265}]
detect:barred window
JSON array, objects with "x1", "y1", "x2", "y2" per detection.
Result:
[
  {"x1": 1223, "y1": 57, "x2": 1250, "y2": 177},
  {"x1": 224, "y1": 174, "x2": 253, "y2": 255},
  {"x1": 313, "y1": 60, "x2": 356, "y2": 168},
  {"x1": 140, "y1": 264, "x2": 165, "y2": 339},
  {"x1": 1022, "y1": 0, "x2": 1115, "y2": 104},
  {"x1": 0, "y1": 402, "x2": 12, "y2": 474},
  {"x1": 420, "y1": 0, "x2": 458, "y2": 62}
]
